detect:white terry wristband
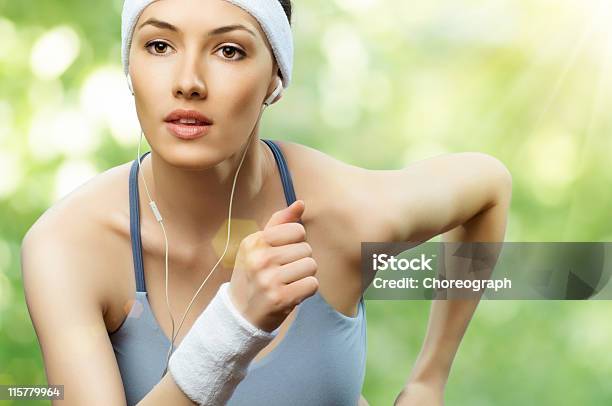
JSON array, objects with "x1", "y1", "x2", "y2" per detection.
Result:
[{"x1": 168, "y1": 282, "x2": 279, "y2": 405}]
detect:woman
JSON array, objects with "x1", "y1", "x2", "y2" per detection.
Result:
[{"x1": 20, "y1": 0, "x2": 512, "y2": 405}]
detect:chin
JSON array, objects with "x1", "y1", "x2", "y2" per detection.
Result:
[{"x1": 155, "y1": 141, "x2": 228, "y2": 171}]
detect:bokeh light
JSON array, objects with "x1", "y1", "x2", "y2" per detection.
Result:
[{"x1": 29, "y1": 25, "x2": 80, "y2": 80}]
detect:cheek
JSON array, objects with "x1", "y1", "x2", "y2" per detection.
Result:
[
  {"x1": 132, "y1": 84, "x2": 163, "y2": 136},
  {"x1": 214, "y1": 74, "x2": 264, "y2": 124},
  {"x1": 130, "y1": 66, "x2": 170, "y2": 130},
  {"x1": 129, "y1": 42, "x2": 172, "y2": 91},
  {"x1": 227, "y1": 93, "x2": 261, "y2": 121}
]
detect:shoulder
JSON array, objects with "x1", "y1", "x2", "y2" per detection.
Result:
[
  {"x1": 275, "y1": 142, "x2": 511, "y2": 243},
  {"x1": 22, "y1": 160, "x2": 133, "y2": 247},
  {"x1": 20, "y1": 161, "x2": 134, "y2": 403},
  {"x1": 273, "y1": 140, "x2": 398, "y2": 257},
  {"x1": 21, "y1": 159, "x2": 135, "y2": 317},
  {"x1": 25, "y1": 157, "x2": 132, "y2": 227}
]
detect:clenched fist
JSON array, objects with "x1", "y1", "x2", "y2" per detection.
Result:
[{"x1": 229, "y1": 200, "x2": 319, "y2": 332}]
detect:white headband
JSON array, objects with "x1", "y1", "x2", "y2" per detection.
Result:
[{"x1": 121, "y1": 0, "x2": 293, "y2": 88}]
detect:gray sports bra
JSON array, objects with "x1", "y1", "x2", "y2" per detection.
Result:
[{"x1": 109, "y1": 139, "x2": 367, "y2": 405}]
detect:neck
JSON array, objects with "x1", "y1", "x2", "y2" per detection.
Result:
[{"x1": 138, "y1": 136, "x2": 274, "y2": 244}]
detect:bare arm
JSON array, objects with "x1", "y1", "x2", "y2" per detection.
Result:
[
  {"x1": 391, "y1": 152, "x2": 512, "y2": 403},
  {"x1": 20, "y1": 218, "x2": 195, "y2": 405},
  {"x1": 356, "y1": 152, "x2": 511, "y2": 401},
  {"x1": 405, "y1": 193, "x2": 510, "y2": 386}
]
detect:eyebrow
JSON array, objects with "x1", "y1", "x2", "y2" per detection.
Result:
[{"x1": 137, "y1": 18, "x2": 256, "y2": 38}]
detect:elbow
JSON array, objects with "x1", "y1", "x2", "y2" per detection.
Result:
[
  {"x1": 471, "y1": 152, "x2": 513, "y2": 205},
  {"x1": 492, "y1": 158, "x2": 513, "y2": 204}
]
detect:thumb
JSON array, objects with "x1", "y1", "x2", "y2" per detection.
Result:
[{"x1": 264, "y1": 200, "x2": 305, "y2": 230}]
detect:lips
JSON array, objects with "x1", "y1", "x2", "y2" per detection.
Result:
[
  {"x1": 168, "y1": 118, "x2": 208, "y2": 125},
  {"x1": 165, "y1": 121, "x2": 211, "y2": 140},
  {"x1": 164, "y1": 109, "x2": 213, "y2": 125}
]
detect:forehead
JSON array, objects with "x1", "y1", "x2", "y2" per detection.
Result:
[{"x1": 138, "y1": 0, "x2": 269, "y2": 46}]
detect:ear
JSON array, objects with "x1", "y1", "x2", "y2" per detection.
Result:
[
  {"x1": 266, "y1": 76, "x2": 283, "y2": 105},
  {"x1": 127, "y1": 73, "x2": 134, "y2": 95}
]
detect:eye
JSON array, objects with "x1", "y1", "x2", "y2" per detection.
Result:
[
  {"x1": 216, "y1": 45, "x2": 246, "y2": 61},
  {"x1": 145, "y1": 40, "x2": 174, "y2": 56}
]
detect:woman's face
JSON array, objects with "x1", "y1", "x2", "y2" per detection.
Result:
[{"x1": 129, "y1": 0, "x2": 279, "y2": 169}]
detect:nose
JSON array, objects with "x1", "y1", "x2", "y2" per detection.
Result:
[{"x1": 173, "y1": 50, "x2": 207, "y2": 100}]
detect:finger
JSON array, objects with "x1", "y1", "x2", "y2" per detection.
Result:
[
  {"x1": 264, "y1": 200, "x2": 304, "y2": 230},
  {"x1": 267, "y1": 242, "x2": 312, "y2": 265},
  {"x1": 263, "y1": 222, "x2": 306, "y2": 246},
  {"x1": 282, "y1": 276, "x2": 319, "y2": 306},
  {"x1": 278, "y1": 257, "x2": 318, "y2": 284}
]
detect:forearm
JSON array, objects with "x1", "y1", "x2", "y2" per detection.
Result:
[
  {"x1": 409, "y1": 190, "x2": 511, "y2": 386},
  {"x1": 138, "y1": 282, "x2": 277, "y2": 405}
]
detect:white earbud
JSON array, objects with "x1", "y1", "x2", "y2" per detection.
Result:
[
  {"x1": 135, "y1": 74, "x2": 283, "y2": 375},
  {"x1": 263, "y1": 77, "x2": 283, "y2": 107},
  {"x1": 127, "y1": 73, "x2": 134, "y2": 96}
]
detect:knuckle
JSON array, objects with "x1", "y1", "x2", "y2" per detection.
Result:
[
  {"x1": 304, "y1": 257, "x2": 318, "y2": 273},
  {"x1": 248, "y1": 250, "x2": 268, "y2": 270},
  {"x1": 307, "y1": 276, "x2": 319, "y2": 290},
  {"x1": 254, "y1": 230, "x2": 267, "y2": 245},
  {"x1": 256, "y1": 270, "x2": 275, "y2": 290},
  {"x1": 239, "y1": 236, "x2": 249, "y2": 251},
  {"x1": 256, "y1": 251, "x2": 272, "y2": 268},
  {"x1": 266, "y1": 289, "x2": 284, "y2": 309},
  {"x1": 294, "y1": 223, "x2": 306, "y2": 239},
  {"x1": 302, "y1": 242, "x2": 313, "y2": 257},
  {"x1": 241, "y1": 233, "x2": 257, "y2": 250}
]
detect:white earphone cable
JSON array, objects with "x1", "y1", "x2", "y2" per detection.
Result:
[{"x1": 133, "y1": 84, "x2": 278, "y2": 376}]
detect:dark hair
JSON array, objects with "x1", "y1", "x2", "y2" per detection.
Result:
[
  {"x1": 279, "y1": 0, "x2": 293, "y2": 26},
  {"x1": 275, "y1": 0, "x2": 292, "y2": 81}
]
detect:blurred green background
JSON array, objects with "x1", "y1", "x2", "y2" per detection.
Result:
[{"x1": 1, "y1": 0, "x2": 612, "y2": 404}]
